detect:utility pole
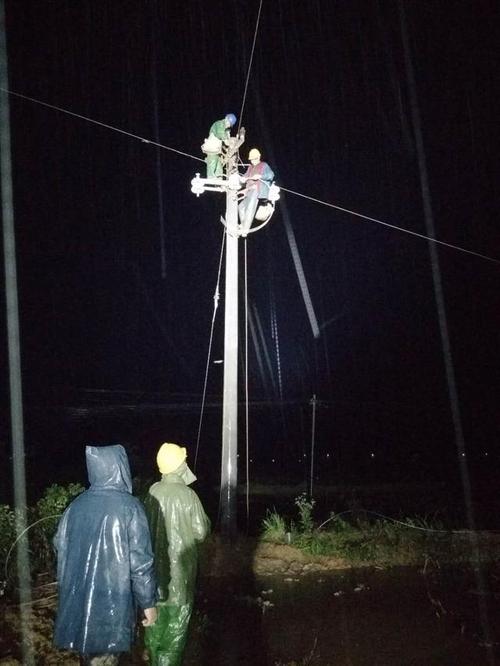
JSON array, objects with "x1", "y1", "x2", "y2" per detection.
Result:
[
  {"x1": 191, "y1": 132, "x2": 245, "y2": 538},
  {"x1": 191, "y1": 129, "x2": 279, "y2": 537},
  {"x1": 309, "y1": 394, "x2": 317, "y2": 499},
  {"x1": 220, "y1": 137, "x2": 241, "y2": 538},
  {"x1": 1, "y1": 3, "x2": 34, "y2": 663}
]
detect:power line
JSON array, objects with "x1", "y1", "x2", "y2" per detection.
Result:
[
  {"x1": 2, "y1": 86, "x2": 498, "y2": 265},
  {"x1": 0, "y1": 87, "x2": 205, "y2": 163},
  {"x1": 280, "y1": 185, "x2": 500, "y2": 265}
]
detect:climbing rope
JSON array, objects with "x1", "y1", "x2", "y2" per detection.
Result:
[{"x1": 193, "y1": 229, "x2": 226, "y2": 471}]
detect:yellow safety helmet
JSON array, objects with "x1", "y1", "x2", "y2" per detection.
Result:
[
  {"x1": 156, "y1": 442, "x2": 187, "y2": 474},
  {"x1": 248, "y1": 148, "x2": 261, "y2": 160}
]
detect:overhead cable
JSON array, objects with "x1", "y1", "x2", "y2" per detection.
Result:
[
  {"x1": 237, "y1": 0, "x2": 264, "y2": 133},
  {"x1": 0, "y1": 87, "x2": 204, "y2": 163},
  {"x1": 280, "y1": 185, "x2": 500, "y2": 265},
  {"x1": 2, "y1": 87, "x2": 498, "y2": 265}
]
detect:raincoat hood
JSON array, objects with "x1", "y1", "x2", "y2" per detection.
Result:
[{"x1": 86, "y1": 444, "x2": 132, "y2": 493}]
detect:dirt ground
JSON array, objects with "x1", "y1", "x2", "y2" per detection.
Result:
[{"x1": 1, "y1": 538, "x2": 500, "y2": 665}]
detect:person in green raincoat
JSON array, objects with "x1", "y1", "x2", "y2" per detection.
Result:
[
  {"x1": 143, "y1": 442, "x2": 210, "y2": 666},
  {"x1": 201, "y1": 113, "x2": 237, "y2": 178}
]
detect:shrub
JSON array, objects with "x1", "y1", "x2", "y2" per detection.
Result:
[
  {"x1": 0, "y1": 504, "x2": 17, "y2": 587},
  {"x1": 294, "y1": 493, "x2": 315, "y2": 534},
  {"x1": 1, "y1": 505, "x2": 36, "y2": 593},
  {"x1": 35, "y1": 483, "x2": 85, "y2": 537},
  {"x1": 32, "y1": 483, "x2": 84, "y2": 574}
]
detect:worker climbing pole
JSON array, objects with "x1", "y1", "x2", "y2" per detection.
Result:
[{"x1": 192, "y1": 117, "x2": 280, "y2": 536}]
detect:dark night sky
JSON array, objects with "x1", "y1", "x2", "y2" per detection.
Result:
[{"x1": 1, "y1": 1, "x2": 499, "y2": 488}]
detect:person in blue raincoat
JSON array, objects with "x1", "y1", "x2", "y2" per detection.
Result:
[
  {"x1": 53, "y1": 445, "x2": 158, "y2": 665},
  {"x1": 144, "y1": 442, "x2": 211, "y2": 666}
]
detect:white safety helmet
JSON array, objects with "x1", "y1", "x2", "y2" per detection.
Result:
[{"x1": 248, "y1": 148, "x2": 261, "y2": 161}]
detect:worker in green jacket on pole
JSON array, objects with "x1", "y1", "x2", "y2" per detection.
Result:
[
  {"x1": 143, "y1": 443, "x2": 210, "y2": 666},
  {"x1": 201, "y1": 113, "x2": 237, "y2": 177}
]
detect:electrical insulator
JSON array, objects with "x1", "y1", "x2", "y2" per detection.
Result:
[
  {"x1": 191, "y1": 174, "x2": 204, "y2": 196},
  {"x1": 268, "y1": 184, "x2": 280, "y2": 203}
]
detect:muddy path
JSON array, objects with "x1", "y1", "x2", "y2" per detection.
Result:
[
  {"x1": 185, "y1": 565, "x2": 499, "y2": 665},
  {"x1": 1, "y1": 541, "x2": 499, "y2": 665}
]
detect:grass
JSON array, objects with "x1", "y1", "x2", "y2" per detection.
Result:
[
  {"x1": 260, "y1": 498, "x2": 500, "y2": 566},
  {"x1": 261, "y1": 509, "x2": 288, "y2": 543}
]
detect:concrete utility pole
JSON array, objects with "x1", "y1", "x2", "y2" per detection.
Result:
[
  {"x1": 192, "y1": 130, "x2": 279, "y2": 537},
  {"x1": 220, "y1": 137, "x2": 241, "y2": 537},
  {"x1": 191, "y1": 132, "x2": 245, "y2": 538},
  {"x1": 1, "y1": 3, "x2": 34, "y2": 663}
]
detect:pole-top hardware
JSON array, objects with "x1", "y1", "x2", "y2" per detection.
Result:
[{"x1": 190, "y1": 172, "x2": 248, "y2": 197}]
